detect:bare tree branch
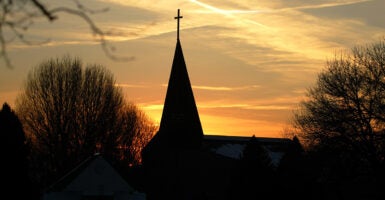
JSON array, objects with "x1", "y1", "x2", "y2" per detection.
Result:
[
  {"x1": 50, "y1": 6, "x2": 134, "y2": 62},
  {"x1": 0, "y1": 0, "x2": 134, "y2": 68},
  {"x1": 31, "y1": 0, "x2": 57, "y2": 21}
]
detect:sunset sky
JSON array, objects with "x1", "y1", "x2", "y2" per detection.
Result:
[{"x1": 1, "y1": 0, "x2": 385, "y2": 138}]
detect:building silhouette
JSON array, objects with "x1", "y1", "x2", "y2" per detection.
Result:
[
  {"x1": 141, "y1": 9, "x2": 293, "y2": 200},
  {"x1": 43, "y1": 153, "x2": 145, "y2": 200}
]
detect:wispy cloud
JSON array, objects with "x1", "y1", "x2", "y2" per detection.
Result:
[
  {"x1": 280, "y1": 0, "x2": 372, "y2": 11},
  {"x1": 192, "y1": 85, "x2": 260, "y2": 91},
  {"x1": 140, "y1": 104, "x2": 164, "y2": 110},
  {"x1": 161, "y1": 83, "x2": 261, "y2": 91},
  {"x1": 192, "y1": 0, "x2": 372, "y2": 13},
  {"x1": 3, "y1": 0, "x2": 384, "y2": 138},
  {"x1": 187, "y1": 0, "x2": 381, "y2": 66},
  {"x1": 189, "y1": 0, "x2": 266, "y2": 15},
  {"x1": 139, "y1": 101, "x2": 292, "y2": 112},
  {"x1": 199, "y1": 103, "x2": 292, "y2": 111},
  {"x1": 114, "y1": 83, "x2": 150, "y2": 88}
]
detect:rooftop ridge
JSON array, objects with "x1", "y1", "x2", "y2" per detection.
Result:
[{"x1": 204, "y1": 134, "x2": 291, "y2": 141}]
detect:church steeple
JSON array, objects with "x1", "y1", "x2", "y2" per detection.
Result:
[
  {"x1": 143, "y1": 9, "x2": 203, "y2": 150},
  {"x1": 157, "y1": 38, "x2": 203, "y2": 148}
]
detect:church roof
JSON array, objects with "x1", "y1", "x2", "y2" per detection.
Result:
[{"x1": 203, "y1": 135, "x2": 292, "y2": 166}]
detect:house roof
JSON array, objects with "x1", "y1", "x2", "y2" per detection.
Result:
[{"x1": 45, "y1": 153, "x2": 134, "y2": 195}]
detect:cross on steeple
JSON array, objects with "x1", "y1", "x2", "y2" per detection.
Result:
[{"x1": 174, "y1": 9, "x2": 183, "y2": 40}]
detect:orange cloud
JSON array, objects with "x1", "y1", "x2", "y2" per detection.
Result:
[{"x1": 193, "y1": 85, "x2": 260, "y2": 91}]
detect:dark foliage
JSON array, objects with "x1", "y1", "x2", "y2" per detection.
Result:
[
  {"x1": 276, "y1": 136, "x2": 313, "y2": 200},
  {"x1": 292, "y1": 38, "x2": 385, "y2": 199},
  {"x1": 0, "y1": 103, "x2": 38, "y2": 199},
  {"x1": 242, "y1": 135, "x2": 274, "y2": 171},
  {"x1": 229, "y1": 135, "x2": 275, "y2": 200}
]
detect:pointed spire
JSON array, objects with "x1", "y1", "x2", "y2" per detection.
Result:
[
  {"x1": 143, "y1": 9, "x2": 202, "y2": 154},
  {"x1": 157, "y1": 39, "x2": 203, "y2": 148}
]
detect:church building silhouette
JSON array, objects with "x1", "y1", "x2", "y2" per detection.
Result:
[{"x1": 142, "y1": 9, "x2": 293, "y2": 200}]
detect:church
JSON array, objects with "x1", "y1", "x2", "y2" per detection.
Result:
[{"x1": 141, "y1": 9, "x2": 295, "y2": 200}]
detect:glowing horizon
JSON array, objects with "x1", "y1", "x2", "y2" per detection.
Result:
[{"x1": 1, "y1": 0, "x2": 384, "y2": 138}]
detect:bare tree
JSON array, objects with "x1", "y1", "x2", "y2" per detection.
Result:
[
  {"x1": 0, "y1": 0, "x2": 133, "y2": 68},
  {"x1": 16, "y1": 55, "x2": 155, "y2": 187},
  {"x1": 292, "y1": 38, "x2": 385, "y2": 175},
  {"x1": 117, "y1": 103, "x2": 157, "y2": 166}
]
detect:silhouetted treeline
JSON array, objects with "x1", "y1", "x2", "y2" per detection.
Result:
[
  {"x1": 0, "y1": 103, "x2": 39, "y2": 199},
  {"x1": 3, "y1": 38, "x2": 385, "y2": 199},
  {"x1": 0, "y1": 56, "x2": 157, "y2": 198},
  {"x1": 228, "y1": 135, "x2": 275, "y2": 200},
  {"x1": 226, "y1": 134, "x2": 384, "y2": 200},
  {"x1": 289, "y1": 38, "x2": 385, "y2": 200},
  {"x1": 2, "y1": 99, "x2": 385, "y2": 199}
]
